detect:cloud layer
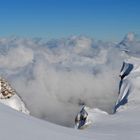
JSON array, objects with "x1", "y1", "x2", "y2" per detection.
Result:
[{"x1": 0, "y1": 33, "x2": 138, "y2": 127}]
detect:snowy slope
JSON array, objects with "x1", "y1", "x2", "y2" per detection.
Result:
[
  {"x1": 0, "y1": 94, "x2": 29, "y2": 114},
  {"x1": 86, "y1": 107, "x2": 140, "y2": 140},
  {"x1": 0, "y1": 103, "x2": 94, "y2": 140},
  {"x1": 0, "y1": 92, "x2": 140, "y2": 140},
  {"x1": 0, "y1": 77, "x2": 29, "y2": 114}
]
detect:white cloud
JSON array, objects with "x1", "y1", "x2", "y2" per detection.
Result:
[
  {"x1": 0, "y1": 34, "x2": 137, "y2": 127},
  {"x1": 0, "y1": 46, "x2": 33, "y2": 69}
]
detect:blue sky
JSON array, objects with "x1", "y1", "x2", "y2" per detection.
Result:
[{"x1": 0, "y1": 0, "x2": 140, "y2": 41}]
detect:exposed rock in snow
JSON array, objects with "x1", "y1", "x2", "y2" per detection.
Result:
[
  {"x1": 75, "y1": 61, "x2": 134, "y2": 129},
  {"x1": 75, "y1": 106, "x2": 108, "y2": 129},
  {"x1": 0, "y1": 77, "x2": 29, "y2": 114},
  {"x1": 0, "y1": 77, "x2": 16, "y2": 99}
]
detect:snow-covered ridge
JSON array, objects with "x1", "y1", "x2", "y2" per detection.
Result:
[
  {"x1": 0, "y1": 77, "x2": 29, "y2": 114},
  {"x1": 75, "y1": 61, "x2": 134, "y2": 129}
]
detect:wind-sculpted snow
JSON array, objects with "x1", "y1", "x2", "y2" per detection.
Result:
[{"x1": 0, "y1": 33, "x2": 138, "y2": 127}]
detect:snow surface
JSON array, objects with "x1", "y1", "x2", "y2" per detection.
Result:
[
  {"x1": 0, "y1": 94, "x2": 29, "y2": 114},
  {"x1": 0, "y1": 97, "x2": 140, "y2": 140}
]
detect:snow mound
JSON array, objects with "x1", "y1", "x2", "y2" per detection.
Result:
[{"x1": 0, "y1": 94, "x2": 30, "y2": 114}]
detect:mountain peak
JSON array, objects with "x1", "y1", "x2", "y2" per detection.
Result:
[{"x1": 123, "y1": 32, "x2": 135, "y2": 42}]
